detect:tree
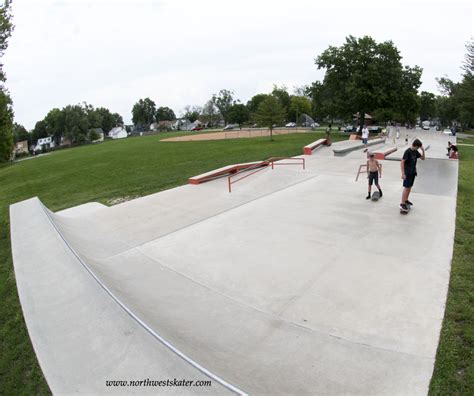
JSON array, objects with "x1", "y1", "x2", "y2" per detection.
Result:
[
  {"x1": 202, "y1": 99, "x2": 218, "y2": 126},
  {"x1": 247, "y1": 93, "x2": 270, "y2": 115},
  {"x1": 155, "y1": 106, "x2": 176, "y2": 121},
  {"x1": 254, "y1": 96, "x2": 286, "y2": 141},
  {"x1": 63, "y1": 105, "x2": 89, "y2": 144},
  {"x1": 272, "y1": 85, "x2": 291, "y2": 117},
  {"x1": 434, "y1": 39, "x2": 474, "y2": 129},
  {"x1": 182, "y1": 105, "x2": 201, "y2": 123},
  {"x1": 212, "y1": 89, "x2": 235, "y2": 125},
  {"x1": 315, "y1": 35, "x2": 422, "y2": 130},
  {"x1": 0, "y1": 89, "x2": 12, "y2": 161},
  {"x1": 419, "y1": 91, "x2": 436, "y2": 121},
  {"x1": 288, "y1": 96, "x2": 312, "y2": 123},
  {"x1": 227, "y1": 104, "x2": 249, "y2": 129},
  {"x1": 12, "y1": 122, "x2": 29, "y2": 144},
  {"x1": 43, "y1": 107, "x2": 65, "y2": 144},
  {"x1": 0, "y1": 1, "x2": 13, "y2": 162},
  {"x1": 132, "y1": 98, "x2": 156, "y2": 129}
]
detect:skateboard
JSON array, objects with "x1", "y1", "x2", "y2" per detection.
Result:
[
  {"x1": 400, "y1": 202, "x2": 412, "y2": 214},
  {"x1": 371, "y1": 191, "x2": 381, "y2": 201}
]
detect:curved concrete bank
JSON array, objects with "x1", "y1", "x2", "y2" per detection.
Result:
[{"x1": 11, "y1": 130, "x2": 458, "y2": 394}]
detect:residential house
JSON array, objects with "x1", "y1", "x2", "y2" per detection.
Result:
[
  {"x1": 33, "y1": 136, "x2": 55, "y2": 152},
  {"x1": 14, "y1": 140, "x2": 29, "y2": 155},
  {"x1": 108, "y1": 126, "x2": 128, "y2": 139}
]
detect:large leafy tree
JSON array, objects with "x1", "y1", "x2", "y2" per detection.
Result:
[
  {"x1": 227, "y1": 104, "x2": 249, "y2": 129},
  {"x1": 315, "y1": 35, "x2": 421, "y2": 129},
  {"x1": 155, "y1": 106, "x2": 176, "y2": 121},
  {"x1": 254, "y1": 96, "x2": 286, "y2": 141},
  {"x1": 12, "y1": 122, "x2": 29, "y2": 143},
  {"x1": 63, "y1": 105, "x2": 89, "y2": 144},
  {"x1": 201, "y1": 99, "x2": 218, "y2": 126},
  {"x1": 182, "y1": 105, "x2": 201, "y2": 123},
  {"x1": 433, "y1": 38, "x2": 474, "y2": 129},
  {"x1": 43, "y1": 108, "x2": 65, "y2": 144},
  {"x1": 132, "y1": 98, "x2": 156, "y2": 128},
  {"x1": 288, "y1": 96, "x2": 312, "y2": 123},
  {"x1": 272, "y1": 85, "x2": 291, "y2": 117},
  {"x1": 0, "y1": 1, "x2": 13, "y2": 162},
  {"x1": 0, "y1": 89, "x2": 12, "y2": 161},
  {"x1": 212, "y1": 89, "x2": 235, "y2": 125},
  {"x1": 247, "y1": 93, "x2": 270, "y2": 116},
  {"x1": 419, "y1": 91, "x2": 436, "y2": 121}
]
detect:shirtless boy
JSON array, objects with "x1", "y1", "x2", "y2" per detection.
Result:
[{"x1": 366, "y1": 153, "x2": 383, "y2": 199}]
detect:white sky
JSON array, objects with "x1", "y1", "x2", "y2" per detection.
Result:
[{"x1": 4, "y1": 0, "x2": 473, "y2": 129}]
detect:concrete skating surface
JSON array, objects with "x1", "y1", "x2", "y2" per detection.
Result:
[{"x1": 10, "y1": 129, "x2": 458, "y2": 395}]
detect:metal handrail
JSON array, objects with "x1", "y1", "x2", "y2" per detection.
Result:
[
  {"x1": 355, "y1": 163, "x2": 382, "y2": 182},
  {"x1": 228, "y1": 157, "x2": 305, "y2": 192}
]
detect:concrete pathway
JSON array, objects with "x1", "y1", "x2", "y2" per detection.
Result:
[{"x1": 10, "y1": 129, "x2": 458, "y2": 395}]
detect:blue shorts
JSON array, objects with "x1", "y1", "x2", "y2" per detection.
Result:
[
  {"x1": 362, "y1": 138, "x2": 368, "y2": 144},
  {"x1": 403, "y1": 174, "x2": 416, "y2": 188}
]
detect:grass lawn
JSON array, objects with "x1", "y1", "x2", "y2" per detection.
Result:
[
  {"x1": 429, "y1": 143, "x2": 474, "y2": 395},
  {"x1": 0, "y1": 131, "x2": 340, "y2": 394},
  {"x1": 1, "y1": 131, "x2": 471, "y2": 393}
]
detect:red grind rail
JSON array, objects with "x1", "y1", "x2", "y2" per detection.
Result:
[{"x1": 228, "y1": 157, "x2": 305, "y2": 192}]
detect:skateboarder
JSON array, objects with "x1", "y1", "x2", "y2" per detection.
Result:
[
  {"x1": 400, "y1": 139, "x2": 425, "y2": 213},
  {"x1": 366, "y1": 153, "x2": 382, "y2": 199}
]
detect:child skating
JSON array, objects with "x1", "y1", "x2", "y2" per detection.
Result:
[
  {"x1": 366, "y1": 153, "x2": 382, "y2": 200},
  {"x1": 400, "y1": 139, "x2": 425, "y2": 213}
]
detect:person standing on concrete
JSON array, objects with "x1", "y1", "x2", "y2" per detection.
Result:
[
  {"x1": 361, "y1": 125, "x2": 369, "y2": 145},
  {"x1": 326, "y1": 123, "x2": 332, "y2": 145},
  {"x1": 400, "y1": 139, "x2": 425, "y2": 213},
  {"x1": 396, "y1": 127, "x2": 400, "y2": 140},
  {"x1": 366, "y1": 153, "x2": 382, "y2": 199}
]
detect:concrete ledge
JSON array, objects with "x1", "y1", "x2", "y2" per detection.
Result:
[
  {"x1": 374, "y1": 147, "x2": 397, "y2": 160},
  {"x1": 333, "y1": 138, "x2": 385, "y2": 156},
  {"x1": 188, "y1": 161, "x2": 268, "y2": 184},
  {"x1": 303, "y1": 138, "x2": 329, "y2": 155}
]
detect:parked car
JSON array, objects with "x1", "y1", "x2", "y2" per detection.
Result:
[
  {"x1": 224, "y1": 124, "x2": 237, "y2": 130},
  {"x1": 285, "y1": 122, "x2": 297, "y2": 128},
  {"x1": 368, "y1": 126, "x2": 382, "y2": 133},
  {"x1": 311, "y1": 122, "x2": 320, "y2": 128},
  {"x1": 443, "y1": 128, "x2": 453, "y2": 136},
  {"x1": 191, "y1": 126, "x2": 203, "y2": 131},
  {"x1": 344, "y1": 125, "x2": 356, "y2": 132},
  {"x1": 250, "y1": 123, "x2": 258, "y2": 128}
]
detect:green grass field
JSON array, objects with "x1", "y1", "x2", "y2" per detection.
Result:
[
  {"x1": 429, "y1": 143, "x2": 474, "y2": 395},
  {"x1": 0, "y1": 131, "x2": 472, "y2": 394},
  {"x1": 0, "y1": 131, "x2": 340, "y2": 394}
]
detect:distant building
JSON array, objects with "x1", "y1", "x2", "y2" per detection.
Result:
[
  {"x1": 108, "y1": 126, "x2": 128, "y2": 139},
  {"x1": 33, "y1": 136, "x2": 55, "y2": 152},
  {"x1": 14, "y1": 140, "x2": 29, "y2": 155},
  {"x1": 172, "y1": 119, "x2": 193, "y2": 131}
]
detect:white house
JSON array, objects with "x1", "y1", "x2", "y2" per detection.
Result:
[
  {"x1": 108, "y1": 127, "x2": 127, "y2": 139},
  {"x1": 172, "y1": 119, "x2": 193, "y2": 131},
  {"x1": 34, "y1": 136, "x2": 55, "y2": 152}
]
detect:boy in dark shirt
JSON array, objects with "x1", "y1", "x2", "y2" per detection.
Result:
[{"x1": 400, "y1": 139, "x2": 425, "y2": 212}]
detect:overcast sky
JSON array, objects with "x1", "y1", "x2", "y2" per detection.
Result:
[{"x1": 4, "y1": 0, "x2": 473, "y2": 129}]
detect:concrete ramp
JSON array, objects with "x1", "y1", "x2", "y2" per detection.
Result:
[{"x1": 10, "y1": 131, "x2": 458, "y2": 394}]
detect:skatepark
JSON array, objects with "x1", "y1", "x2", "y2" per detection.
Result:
[{"x1": 10, "y1": 129, "x2": 458, "y2": 395}]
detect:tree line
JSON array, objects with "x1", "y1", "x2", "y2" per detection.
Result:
[
  {"x1": 1, "y1": 12, "x2": 473, "y2": 162},
  {"x1": 29, "y1": 103, "x2": 123, "y2": 146}
]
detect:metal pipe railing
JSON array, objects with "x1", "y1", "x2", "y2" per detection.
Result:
[{"x1": 228, "y1": 157, "x2": 305, "y2": 192}]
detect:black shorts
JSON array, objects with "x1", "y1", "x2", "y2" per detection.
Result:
[
  {"x1": 368, "y1": 171, "x2": 379, "y2": 185},
  {"x1": 403, "y1": 173, "x2": 416, "y2": 188}
]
